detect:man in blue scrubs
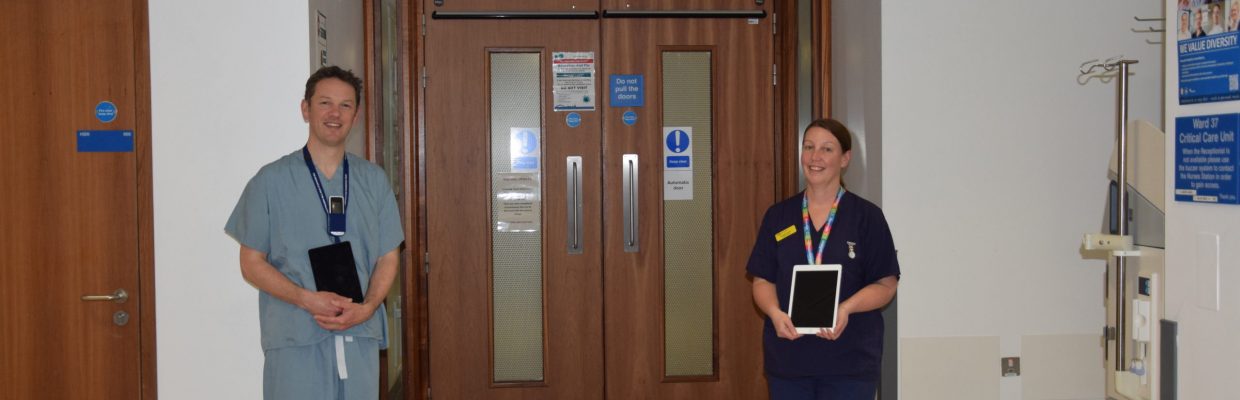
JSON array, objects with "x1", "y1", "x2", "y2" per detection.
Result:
[{"x1": 226, "y1": 66, "x2": 404, "y2": 400}]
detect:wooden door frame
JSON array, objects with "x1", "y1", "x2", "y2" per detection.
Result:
[
  {"x1": 403, "y1": 1, "x2": 826, "y2": 398},
  {"x1": 362, "y1": 0, "x2": 426, "y2": 399},
  {"x1": 774, "y1": 0, "x2": 830, "y2": 200},
  {"x1": 134, "y1": 0, "x2": 159, "y2": 398}
]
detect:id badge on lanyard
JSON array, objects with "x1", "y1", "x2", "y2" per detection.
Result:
[
  {"x1": 328, "y1": 195, "x2": 345, "y2": 236},
  {"x1": 304, "y1": 146, "x2": 349, "y2": 242}
]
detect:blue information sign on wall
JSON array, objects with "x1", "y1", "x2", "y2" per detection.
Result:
[
  {"x1": 1178, "y1": 31, "x2": 1240, "y2": 104},
  {"x1": 610, "y1": 74, "x2": 644, "y2": 107},
  {"x1": 77, "y1": 130, "x2": 134, "y2": 152},
  {"x1": 1175, "y1": 113, "x2": 1240, "y2": 204},
  {"x1": 622, "y1": 111, "x2": 638, "y2": 126},
  {"x1": 511, "y1": 128, "x2": 540, "y2": 172},
  {"x1": 665, "y1": 129, "x2": 691, "y2": 168},
  {"x1": 95, "y1": 101, "x2": 117, "y2": 123}
]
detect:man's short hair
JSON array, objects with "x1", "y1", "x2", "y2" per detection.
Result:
[{"x1": 304, "y1": 66, "x2": 363, "y2": 104}]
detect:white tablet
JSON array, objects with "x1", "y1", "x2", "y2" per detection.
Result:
[{"x1": 788, "y1": 264, "x2": 843, "y2": 334}]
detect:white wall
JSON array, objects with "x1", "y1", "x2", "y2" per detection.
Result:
[
  {"x1": 1162, "y1": 0, "x2": 1240, "y2": 399},
  {"x1": 149, "y1": 1, "x2": 351, "y2": 398},
  {"x1": 882, "y1": 1, "x2": 1163, "y2": 399},
  {"x1": 831, "y1": 2, "x2": 900, "y2": 397}
]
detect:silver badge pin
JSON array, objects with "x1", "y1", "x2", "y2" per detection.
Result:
[{"x1": 847, "y1": 241, "x2": 856, "y2": 259}]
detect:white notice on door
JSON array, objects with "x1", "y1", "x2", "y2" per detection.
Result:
[
  {"x1": 495, "y1": 173, "x2": 541, "y2": 232},
  {"x1": 552, "y1": 52, "x2": 596, "y2": 111},
  {"x1": 664, "y1": 170, "x2": 693, "y2": 201}
]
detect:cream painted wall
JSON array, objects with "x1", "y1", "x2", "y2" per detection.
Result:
[
  {"x1": 882, "y1": 1, "x2": 1163, "y2": 399},
  {"x1": 1162, "y1": 0, "x2": 1240, "y2": 399},
  {"x1": 150, "y1": 0, "x2": 355, "y2": 398}
]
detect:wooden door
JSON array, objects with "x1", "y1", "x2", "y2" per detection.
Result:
[
  {"x1": 1, "y1": 1, "x2": 148, "y2": 399},
  {"x1": 423, "y1": 2, "x2": 773, "y2": 399},
  {"x1": 423, "y1": 9, "x2": 605, "y2": 400},
  {"x1": 600, "y1": 7, "x2": 773, "y2": 400}
]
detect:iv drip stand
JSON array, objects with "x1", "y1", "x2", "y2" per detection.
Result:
[{"x1": 1114, "y1": 59, "x2": 1137, "y2": 372}]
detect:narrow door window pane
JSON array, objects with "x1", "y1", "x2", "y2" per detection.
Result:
[
  {"x1": 490, "y1": 52, "x2": 544, "y2": 383},
  {"x1": 662, "y1": 51, "x2": 715, "y2": 377}
]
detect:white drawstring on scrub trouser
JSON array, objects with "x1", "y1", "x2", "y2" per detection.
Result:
[{"x1": 335, "y1": 335, "x2": 353, "y2": 379}]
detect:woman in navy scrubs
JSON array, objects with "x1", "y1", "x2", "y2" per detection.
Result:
[{"x1": 747, "y1": 118, "x2": 900, "y2": 400}]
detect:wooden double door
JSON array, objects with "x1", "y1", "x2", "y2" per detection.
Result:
[{"x1": 424, "y1": 1, "x2": 774, "y2": 399}]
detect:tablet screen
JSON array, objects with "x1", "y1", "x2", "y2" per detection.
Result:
[
  {"x1": 788, "y1": 265, "x2": 842, "y2": 333},
  {"x1": 308, "y1": 241, "x2": 365, "y2": 304}
]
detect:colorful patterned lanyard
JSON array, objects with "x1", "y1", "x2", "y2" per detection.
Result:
[{"x1": 802, "y1": 187, "x2": 845, "y2": 265}]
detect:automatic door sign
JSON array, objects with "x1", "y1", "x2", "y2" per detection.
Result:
[
  {"x1": 663, "y1": 127, "x2": 693, "y2": 201},
  {"x1": 510, "y1": 127, "x2": 541, "y2": 173}
]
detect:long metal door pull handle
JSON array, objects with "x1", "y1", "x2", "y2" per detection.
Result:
[
  {"x1": 567, "y1": 156, "x2": 583, "y2": 254},
  {"x1": 627, "y1": 160, "x2": 635, "y2": 245},
  {"x1": 82, "y1": 288, "x2": 128, "y2": 304},
  {"x1": 622, "y1": 154, "x2": 639, "y2": 253}
]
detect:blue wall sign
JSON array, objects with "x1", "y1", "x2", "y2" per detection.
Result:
[
  {"x1": 566, "y1": 112, "x2": 582, "y2": 128},
  {"x1": 1178, "y1": 31, "x2": 1240, "y2": 104},
  {"x1": 662, "y1": 127, "x2": 694, "y2": 200},
  {"x1": 1175, "y1": 113, "x2": 1240, "y2": 204},
  {"x1": 518, "y1": 130, "x2": 537, "y2": 154},
  {"x1": 510, "y1": 128, "x2": 541, "y2": 172},
  {"x1": 622, "y1": 111, "x2": 638, "y2": 126},
  {"x1": 664, "y1": 129, "x2": 691, "y2": 169},
  {"x1": 95, "y1": 101, "x2": 117, "y2": 123},
  {"x1": 77, "y1": 130, "x2": 134, "y2": 152},
  {"x1": 610, "y1": 74, "x2": 644, "y2": 107}
]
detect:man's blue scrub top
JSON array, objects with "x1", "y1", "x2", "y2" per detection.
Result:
[{"x1": 226, "y1": 149, "x2": 404, "y2": 350}]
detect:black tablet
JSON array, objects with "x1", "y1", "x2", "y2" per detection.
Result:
[
  {"x1": 307, "y1": 241, "x2": 365, "y2": 304},
  {"x1": 788, "y1": 264, "x2": 843, "y2": 334}
]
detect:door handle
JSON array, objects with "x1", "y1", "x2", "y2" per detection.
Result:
[
  {"x1": 81, "y1": 288, "x2": 128, "y2": 304},
  {"x1": 622, "y1": 154, "x2": 639, "y2": 253},
  {"x1": 567, "y1": 156, "x2": 583, "y2": 254}
]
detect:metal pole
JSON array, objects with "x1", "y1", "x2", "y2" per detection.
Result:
[{"x1": 1114, "y1": 60, "x2": 1136, "y2": 372}]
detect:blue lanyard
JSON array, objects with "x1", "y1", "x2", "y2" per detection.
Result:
[{"x1": 302, "y1": 146, "x2": 348, "y2": 242}]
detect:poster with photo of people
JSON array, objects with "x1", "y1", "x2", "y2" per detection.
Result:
[{"x1": 1179, "y1": 0, "x2": 1240, "y2": 104}]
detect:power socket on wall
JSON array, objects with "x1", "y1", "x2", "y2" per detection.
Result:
[{"x1": 1001, "y1": 357, "x2": 1021, "y2": 377}]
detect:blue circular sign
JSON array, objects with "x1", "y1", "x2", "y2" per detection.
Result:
[
  {"x1": 566, "y1": 112, "x2": 582, "y2": 128},
  {"x1": 622, "y1": 111, "x2": 638, "y2": 126},
  {"x1": 517, "y1": 130, "x2": 538, "y2": 154},
  {"x1": 95, "y1": 101, "x2": 117, "y2": 123},
  {"x1": 666, "y1": 130, "x2": 690, "y2": 153}
]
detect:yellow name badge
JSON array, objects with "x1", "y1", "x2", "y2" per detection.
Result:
[{"x1": 774, "y1": 225, "x2": 798, "y2": 242}]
